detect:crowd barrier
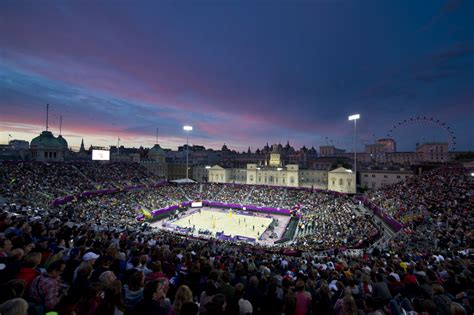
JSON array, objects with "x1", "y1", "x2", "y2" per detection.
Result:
[
  {"x1": 354, "y1": 195, "x2": 403, "y2": 232},
  {"x1": 135, "y1": 200, "x2": 293, "y2": 221}
]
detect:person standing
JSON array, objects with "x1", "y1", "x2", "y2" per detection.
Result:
[
  {"x1": 29, "y1": 260, "x2": 66, "y2": 312},
  {"x1": 294, "y1": 280, "x2": 311, "y2": 315}
]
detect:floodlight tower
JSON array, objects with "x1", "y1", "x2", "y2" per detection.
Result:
[
  {"x1": 348, "y1": 114, "x2": 360, "y2": 177},
  {"x1": 183, "y1": 125, "x2": 193, "y2": 179}
]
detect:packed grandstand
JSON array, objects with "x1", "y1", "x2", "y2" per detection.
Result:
[{"x1": 0, "y1": 161, "x2": 472, "y2": 315}]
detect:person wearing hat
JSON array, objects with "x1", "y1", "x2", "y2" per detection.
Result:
[{"x1": 73, "y1": 252, "x2": 99, "y2": 282}]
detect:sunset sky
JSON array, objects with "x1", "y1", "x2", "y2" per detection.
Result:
[{"x1": 1, "y1": 0, "x2": 473, "y2": 152}]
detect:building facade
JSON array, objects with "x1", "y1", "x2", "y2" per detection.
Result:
[
  {"x1": 139, "y1": 144, "x2": 168, "y2": 179},
  {"x1": 319, "y1": 145, "x2": 346, "y2": 156},
  {"x1": 192, "y1": 165, "x2": 210, "y2": 182},
  {"x1": 416, "y1": 142, "x2": 449, "y2": 163},
  {"x1": 377, "y1": 138, "x2": 396, "y2": 152},
  {"x1": 208, "y1": 145, "x2": 350, "y2": 192},
  {"x1": 30, "y1": 131, "x2": 67, "y2": 162},
  {"x1": 360, "y1": 168, "x2": 413, "y2": 190},
  {"x1": 327, "y1": 167, "x2": 356, "y2": 193}
]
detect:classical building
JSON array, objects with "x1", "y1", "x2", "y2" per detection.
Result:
[
  {"x1": 208, "y1": 165, "x2": 230, "y2": 183},
  {"x1": 327, "y1": 167, "x2": 356, "y2": 193},
  {"x1": 30, "y1": 131, "x2": 67, "y2": 162},
  {"x1": 208, "y1": 144, "x2": 340, "y2": 192},
  {"x1": 246, "y1": 163, "x2": 300, "y2": 187},
  {"x1": 360, "y1": 168, "x2": 413, "y2": 190}
]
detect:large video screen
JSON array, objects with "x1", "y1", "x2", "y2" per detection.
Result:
[
  {"x1": 92, "y1": 149, "x2": 110, "y2": 161},
  {"x1": 191, "y1": 201, "x2": 203, "y2": 208}
]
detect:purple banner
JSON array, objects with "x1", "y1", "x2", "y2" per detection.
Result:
[
  {"x1": 354, "y1": 195, "x2": 403, "y2": 231},
  {"x1": 136, "y1": 200, "x2": 293, "y2": 221}
]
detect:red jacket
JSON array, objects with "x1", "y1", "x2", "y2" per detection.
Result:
[{"x1": 17, "y1": 267, "x2": 40, "y2": 291}]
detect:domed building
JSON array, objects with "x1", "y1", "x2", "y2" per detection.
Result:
[
  {"x1": 57, "y1": 134, "x2": 68, "y2": 149},
  {"x1": 57, "y1": 134, "x2": 69, "y2": 159},
  {"x1": 30, "y1": 131, "x2": 66, "y2": 161}
]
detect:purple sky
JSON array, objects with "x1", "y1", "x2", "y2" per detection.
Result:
[{"x1": 1, "y1": 0, "x2": 473, "y2": 152}]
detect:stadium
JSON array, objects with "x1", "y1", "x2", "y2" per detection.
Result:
[
  {"x1": 0, "y1": 160, "x2": 472, "y2": 315},
  {"x1": 1, "y1": 1, "x2": 474, "y2": 313}
]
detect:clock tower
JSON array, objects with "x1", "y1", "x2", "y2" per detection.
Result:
[{"x1": 269, "y1": 144, "x2": 282, "y2": 167}]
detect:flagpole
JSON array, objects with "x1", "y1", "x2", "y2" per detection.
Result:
[{"x1": 46, "y1": 104, "x2": 49, "y2": 131}]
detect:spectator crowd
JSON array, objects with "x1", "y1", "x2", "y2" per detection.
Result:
[{"x1": 0, "y1": 161, "x2": 472, "y2": 315}]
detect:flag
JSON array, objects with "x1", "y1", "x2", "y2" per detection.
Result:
[{"x1": 141, "y1": 208, "x2": 152, "y2": 219}]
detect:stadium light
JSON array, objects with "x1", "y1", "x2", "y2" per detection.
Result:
[
  {"x1": 205, "y1": 166, "x2": 211, "y2": 169},
  {"x1": 183, "y1": 125, "x2": 193, "y2": 179},
  {"x1": 348, "y1": 114, "x2": 360, "y2": 187},
  {"x1": 348, "y1": 114, "x2": 360, "y2": 121}
]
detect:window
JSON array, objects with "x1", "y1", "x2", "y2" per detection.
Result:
[
  {"x1": 339, "y1": 178, "x2": 343, "y2": 186},
  {"x1": 372, "y1": 182, "x2": 376, "y2": 188},
  {"x1": 364, "y1": 174, "x2": 368, "y2": 177},
  {"x1": 372, "y1": 174, "x2": 376, "y2": 178},
  {"x1": 347, "y1": 179, "x2": 352, "y2": 186},
  {"x1": 384, "y1": 175, "x2": 388, "y2": 178},
  {"x1": 397, "y1": 175, "x2": 401, "y2": 179}
]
